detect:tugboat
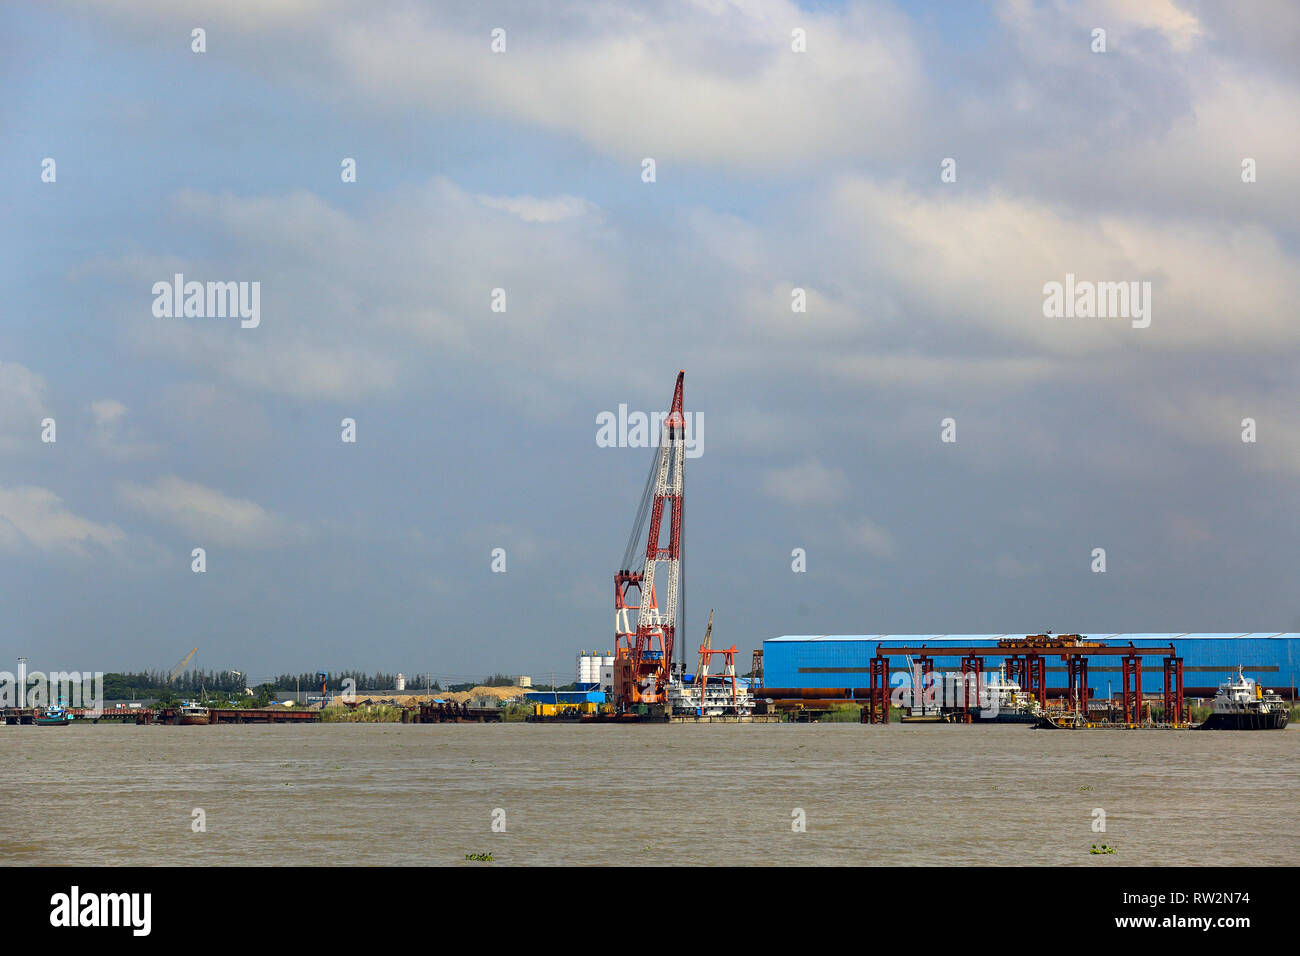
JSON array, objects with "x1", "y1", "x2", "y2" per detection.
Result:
[
  {"x1": 35, "y1": 704, "x2": 73, "y2": 726},
  {"x1": 1195, "y1": 668, "x2": 1290, "y2": 730}
]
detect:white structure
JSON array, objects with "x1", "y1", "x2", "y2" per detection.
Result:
[
  {"x1": 395, "y1": 673, "x2": 406, "y2": 691},
  {"x1": 577, "y1": 651, "x2": 614, "y2": 687},
  {"x1": 518, "y1": 675, "x2": 532, "y2": 688}
]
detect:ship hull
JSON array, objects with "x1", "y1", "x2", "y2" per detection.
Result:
[{"x1": 1195, "y1": 711, "x2": 1289, "y2": 730}]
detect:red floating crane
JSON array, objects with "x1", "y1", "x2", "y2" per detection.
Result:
[{"x1": 613, "y1": 371, "x2": 686, "y2": 712}]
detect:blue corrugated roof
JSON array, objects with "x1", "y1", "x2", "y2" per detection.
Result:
[{"x1": 768, "y1": 633, "x2": 1297, "y2": 642}]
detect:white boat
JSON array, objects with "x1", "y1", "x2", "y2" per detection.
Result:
[{"x1": 1195, "y1": 668, "x2": 1289, "y2": 730}]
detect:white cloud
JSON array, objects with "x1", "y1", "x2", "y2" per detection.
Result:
[
  {"x1": 476, "y1": 193, "x2": 599, "y2": 223},
  {"x1": 821, "y1": 177, "x2": 1300, "y2": 357},
  {"x1": 0, "y1": 361, "x2": 50, "y2": 453},
  {"x1": 843, "y1": 518, "x2": 895, "y2": 559},
  {"x1": 87, "y1": 398, "x2": 160, "y2": 461},
  {"x1": 993, "y1": 555, "x2": 1038, "y2": 578},
  {"x1": 119, "y1": 476, "x2": 284, "y2": 547},
  {"x1": 0, "y1": 486, "x2": 125, "y2": 556},
  {"x1": 89, "y1": 399, "x2": 127, "y2": 426},
  {"x1": 761, "y1": 460, "x2": 849, "y2": 506},
  {"x1": 72, "y1": 0, "x2": 924, "y2": 171},
  {"x1": 105, "y1": 179, "x2": 627, "y2": 403}
]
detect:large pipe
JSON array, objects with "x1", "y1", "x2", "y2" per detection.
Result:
[
  {"x1": 759, "y1": 687, "x2": 864, "y2": 700},
  {"x1": 759, "y1": 685, "x2": 1244, "y2": 701}
]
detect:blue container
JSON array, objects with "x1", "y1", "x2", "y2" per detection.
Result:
[{"x1": 525, "y1": 689, "x2": 606, "y2": 704}]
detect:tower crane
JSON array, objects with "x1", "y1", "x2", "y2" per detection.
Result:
[{"x1": 613, "y1": 371, "x2": 686, "y2": 712}]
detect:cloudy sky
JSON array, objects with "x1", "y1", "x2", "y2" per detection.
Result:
[{"x1": 3, "y1": 0, "x2": 1299, "y2": 683}]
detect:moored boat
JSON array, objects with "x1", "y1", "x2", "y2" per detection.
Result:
[
  {"x1": 1195, "y1": 668, "x2": 1290, "y2": 730},
  {"x1": 177, "y1": 701, "x2": 210, "y2": 726},
  {"x1": 35, "y1": 706, "x2": 73, "y2": 726}
]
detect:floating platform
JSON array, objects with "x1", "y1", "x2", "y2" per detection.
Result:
[
  {"x1": 1032, "y1": 713, "x2": 1189, "y2": 730},
  {"x1": 179, "y1": 708, "x2": 320, "y2": 725},
  {"x1": 526, "y1": 711, "x2": 667, "y2": 723},
  {"x1": 3, "y1": 707, "x2": 153, "y2": 724},
  {"x1": 403, "y1": 702, "x2": 502, "y2": 723}
]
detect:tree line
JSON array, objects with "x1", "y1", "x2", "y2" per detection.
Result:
[{"x1": 100, "y1": 670, "x2": 540, "y2": 699}]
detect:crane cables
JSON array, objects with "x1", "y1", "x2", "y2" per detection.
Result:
[{"x1": 620, "y1": 441, "x2": 659, "y2": 573}]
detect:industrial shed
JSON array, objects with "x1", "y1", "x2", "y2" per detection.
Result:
[{"x1": 762, "y1": 634, "x2": 1299, "y2": 698}]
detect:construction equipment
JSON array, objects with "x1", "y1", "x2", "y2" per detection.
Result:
[
  {"x1": 680, "y1": 609, "x2": 749, "y2": 715},
  {"x1": 697, "y1": 609, "x2": 714, "y2": 674},
  {"x1": 167, "y1": 647, "x2": 198, "y2": 684},
  {"x1": 613, "y1": 371, "x2": 686, "y2": 712},
  {"x1": 694, "y1": 609, "x2": 739, "y2": 712}
]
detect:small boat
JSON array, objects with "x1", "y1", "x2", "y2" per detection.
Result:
[
  {"x1": 177, "y1": 701, "x2": 210, "y2": 726},
  {"x1": 1195, "y1": 668, "x2": 1290, "y2": 730},
  {"x1": 975, "y1": 666, "x2": 1041, "y2": 724},
  {"x1": 1032, "y1": 710, "x2": 1088, "y2": 730},
  {"x1": 35, "y1": 706, "x2": 73, "y2": 726}
]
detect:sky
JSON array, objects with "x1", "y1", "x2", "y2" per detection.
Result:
[{"x1": 2, "y1": 0, "x2": 1299, "y2": 685}]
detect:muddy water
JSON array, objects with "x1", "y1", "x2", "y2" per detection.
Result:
[{"x1": 2, "y1": 723, "x2": 1294, "y2": 866}]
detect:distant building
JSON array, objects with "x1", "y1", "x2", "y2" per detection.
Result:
[
  {"x1": 395, "y1": 673, "x2": 406, "y2": 691},
  {"x1": 518, "y1": 676, "x2": 532, "y2": 688}
]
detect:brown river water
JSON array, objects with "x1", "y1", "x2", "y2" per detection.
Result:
[{"x1": 2, "y1": 723, "x2": 1295, "y2": 866}]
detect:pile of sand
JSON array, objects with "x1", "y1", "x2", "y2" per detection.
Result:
[{"x1": 346, "y1": 686, "x2": 530, "y2": 706}]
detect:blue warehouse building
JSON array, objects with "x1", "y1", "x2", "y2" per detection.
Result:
[{"x1": 762, "y1": 634, "x2": 1300, "y2": 698}]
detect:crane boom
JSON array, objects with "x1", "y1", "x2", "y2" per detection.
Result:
[
  {"x1": 613, "y1": 371, "x2": 686, "y2": 711},
  {"x1": 696, "y1": 609, "x2": 714, "y2": 703},
  {"x1": 168, "y1": 647, "x2": 198, "y2": 683}
]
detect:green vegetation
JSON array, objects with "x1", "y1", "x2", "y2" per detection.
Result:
[
  {"x1": 502, "y1": 702, "x2": 533, "y2": 723},
  {"x1": 464, "y1": 852, "x2": 494, "y2": 862},
  {"x1": 320, "y1": 704, "x2": 404, "y2": 723},
  {"x1": 1090, "y1": 844, "x2": 1116, "y2": 855},
  {"x1": 823, "y1": 703, "x2": 862, "y2": 723}
]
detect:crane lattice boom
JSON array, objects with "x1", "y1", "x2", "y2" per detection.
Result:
[{"x1": 613, "y1": 371, "x2": 686, "y2": 710}]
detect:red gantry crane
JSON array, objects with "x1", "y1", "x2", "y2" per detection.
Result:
[
  {"x1": 695, "y1": 611, "x2": 742, "y2": 714},
  {"x1": 613, "y1": 371, "x2": 687, "y2": 713}
]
